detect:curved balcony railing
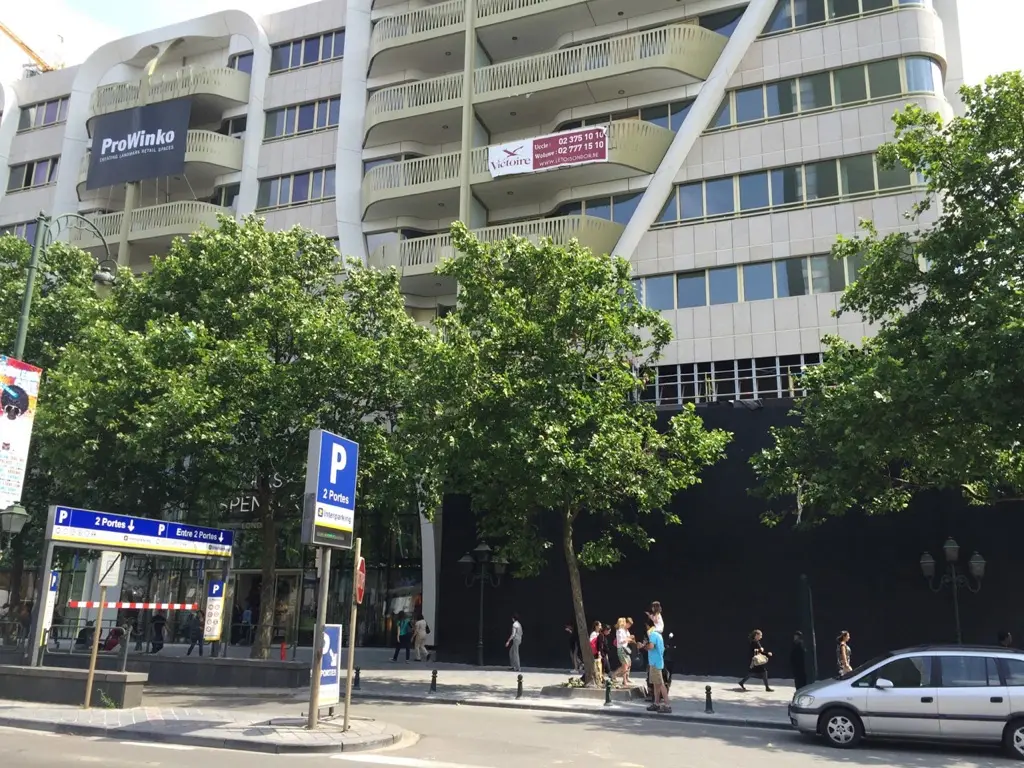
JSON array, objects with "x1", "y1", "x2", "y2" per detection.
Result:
[
  {"x1": 91, "y1": 66, "x2": 250, "y2": 118},
  {"x1": 68, "y1": 202, "x2": 232, "y2": 249},
  {"x1": 79, "y1": 130, "x2": 244, "y2": 187}
]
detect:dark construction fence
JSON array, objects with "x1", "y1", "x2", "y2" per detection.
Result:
[{"x1": 436, "y1": 402, "x2": 1024, "y2": 677}]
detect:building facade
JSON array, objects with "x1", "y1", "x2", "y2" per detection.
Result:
[{"x1": 0, "y1": 0, "x2": 965, "y2": 644}]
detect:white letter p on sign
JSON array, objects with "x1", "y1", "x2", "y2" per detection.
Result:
[{"x1": 330, "y1": 444, "x2": 347, "y2": 484}]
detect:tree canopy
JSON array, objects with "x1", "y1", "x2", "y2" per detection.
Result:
[
  {"x1": 753, "y1": 73, "x2": 1024, "y2": 524},
  {"x1": 424, "y1": 223, "x2": 731, "y2": 682}
]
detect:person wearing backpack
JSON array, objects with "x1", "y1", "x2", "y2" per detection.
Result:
[
  {"x1": 413, "y1": 612, "x2": 431, "y2": 662},
  {"x1": 391, "y1": 611, "x2": 413, "y2": 662}
]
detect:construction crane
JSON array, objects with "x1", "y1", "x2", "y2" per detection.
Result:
[{"x1": 0, "y1": 21, "x2": 55, "y2": 73}]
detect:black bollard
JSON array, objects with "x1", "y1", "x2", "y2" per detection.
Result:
[
  {"x1": 516, "y1": 674, "x2": 523, "y2": 699},
  {"x1": 354, "y1": 667, "x2": 361, "y2": 691},
  {"x1": 430, "y1": 669, "x2": 438, "y2": 694},
  {"x1": 604, "y1": 677, "x2": 612, "y2": 707},
  {"x1": 705, "y1": 685, "x2": 714, "y2": 714}
]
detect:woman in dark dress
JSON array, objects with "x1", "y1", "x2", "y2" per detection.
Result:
[
  {"x1": 565, "y1": 618, "x2": 582, "y2": 673},
  {"x1": 739, "y1": 629, "x2": 774, "y2": 692}
]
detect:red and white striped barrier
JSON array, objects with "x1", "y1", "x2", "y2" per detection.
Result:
[{"x1": 66, "y1": 601, "x2": 197, "y2": 610}]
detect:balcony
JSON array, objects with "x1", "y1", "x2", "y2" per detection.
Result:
[
  {"x1": 369, "y1": 215, "x2": 624, "y2": 296},
  {"x1": 78, "y1": 130, "x2": 244, "y2": 198},
  {"x1": 362, "y1": 119, "x2": 674, "y2": 220},
  {"x1": 369, "y1": 0, "x2": 694, "y2": 78},
  {"x1": 90, "y1": 66, "x2": 250, "y2": 126},
  {"x1": 365, "y1": 23, "x2": 726, "y2": 146},
  {"x1": 68, "y1": 201, "x2": 232, "y2": 269}
]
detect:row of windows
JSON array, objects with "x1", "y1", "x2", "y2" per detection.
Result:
[
  {"x1": 219, "y1": 115, "x2": 248, "y2": 138},
  {"x1": 228, "y1": 29, "x2": 345, "y2": 76},
  {"x1": 558, "y1": 55, "x2": 940, "y2": 136},
  {"x1": 256, "y1": 166, "x2": 337, "y2": 210},
  {"x1": 657, "y1": 153, "x2": 916, "y2": 225},
  {"x1": 634, "y1": 252, "x2": 860, "y2": 312},
  {"x1": 763, "y1": 0, "x2": 930, "y2": 35},
  {"x1": 6, "y1": 157, "x2": 59, "y2": 192},
  {"x1": 640, "y1": 354, "x2": 823, "y2": 406},
  {"x1": 265, "y1": 97, "x2": 341, "y2": 140},
  {"x1": 0, "y1": 220, "x2": 39, "y2": 243},
  {"x1": 18, "y1": 96, "x2": 69, "y2": 132}
]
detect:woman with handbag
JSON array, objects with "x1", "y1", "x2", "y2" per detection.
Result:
[{"x1": 739, "y1": 629, "x2": 774, "y2": 692}]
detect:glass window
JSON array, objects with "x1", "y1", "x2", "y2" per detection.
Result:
[
  {"x1": 705, "y1": 178, "x2": 735, "y2": 216},
  {"x1": 641, "y1": 104, "x2": 670, "y2": 129},
  {"x1": 555, "y1": 201, "x2": 582, "y2": 216},
  {"x1": 828, "y1": 0, "x2": 859, "y2": 19},
  {"x1": 1004, "y1": 658, "x2": 1024, "y2": 686},
  {"x1": 6, "y1": 166, "x2": 25, "y2": 192},
  {"x1": 834, "y1": 65, "x2": 868, "y2": 104},
  {"x1": 43, "y1": 101, "x2": 60, "y2": 124},
  {"x1": 846, "y1": 251, "x2": 865, "y2": 284},
  {"x1": 805, "y1": 160, "x2": 839, "y2": 200},
  {"x1": 868, "y1": 59, "x2": 902, "y2": 98},
  {"x1": 303, "y1": 36, "x2": 321, "y2": 66},
  {"x1": 735, "y1": 86, "x2": 765, "y2": 123},
  {"x1": 810, "y1": 255, "x2": 846, "y2": 293},
  {"x1": 840, "y1": 154, "x2": 876, "y2": 195},
  {"x1": 257, "y1": 178, "x2": 278, "y2": 208},
  {"x1": 739, "y1": 171, "x2": 770, "y2": 211},
  {"x1": 670, "y1": 100, "x2": 694, "y2": 131},
  {"x1": 679, "y1": 183, "x2": 704, "y2": 220},
  {"x1": 329, "y1": 97, "x2": 341, "y2": 126},
  {"x1": 32, "y1": 161, "x2": 50, "y2": 187},
  {"x1": 657, "y1": 191, "x2": 678, "y2": 224},
  {"x1": 743, "y1": 262, "x2": 775, "y2": 301},
  {"x1": 771, "y1": 166, "x2": 804, "y2": 205},
  {"x1": 265, "y1": 110, "x2": 286, "y2": 138},
  {"x1": 764, "y1": 0, "x2": 794, "y2": 33},
  {"x1": 584, "y1": 196, "x2": 611, "y2": 220},
  {"x1": 862, "y1": 656, "x2": 934, "y2": 688},
  {"x1": 677, "y1": 273, "x2": 707, "y2": 308},
  {"x1": 776, "y1": 258, "x2": 809, "y2": 297},
  {"x1": 877, "y1": 159, "x2": 912, "y2": 190},
  {"x1": 700, "y1": 7, "x2": 744, "y2": 37},
  {"x1": 612, "y1": 193, "x2": 641, "y2": 224},
  {"x1": 940, "y1": 656, "x2": 1001, "y2": 687},
  {"x1": 709, "y1": 267, "x2": 738, "y2": 305},
  {"x1": 270, "y1": 44, "x2": 291, "y2": 72},
  {"x1": 292, "y1": 172, "x2": 310, "y2": 204},
  {"x1": 794, "y1": 0, "x2": 827, "y2": 26},
  {"x1": 312, "y1": 169, "x2": 325, "y2": 198},
  {"x1": 862, "y1": 0, "x2": 894, "y2": 10},
  {"x1": 906, "y1": 56, "x2": 938, "y2": 93},
  {"x1": 766, "y1": 79, "x2": 798, "y2": 117},
  {"x1": 230, "y1": 52, "x2": 254, "y2": 73},
  {"x1": 646, "y1": 275, "x2": 675, "y2": 310},
  {"x1": 298, "y1": 102, "x2": 316, "y2": 133},
  {"x1": 330, "y1": 30, "x2": 346, "y2": 58},
  {"x1": 799, "y1": 72, "x2": 832, "y2": 110},
  {"x1": 324, "y1": 168, "x2": 336, "y2": 198},
  {"x1": 709, "y1": 99, "x2": 732, "y2": 129}
]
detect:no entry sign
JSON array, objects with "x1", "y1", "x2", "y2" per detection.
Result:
[{"x1": 356, "y1": 557, "x2": 366, "y2": 605}]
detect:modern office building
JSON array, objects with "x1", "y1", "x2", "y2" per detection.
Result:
[{"x1": 0, "y1": 0, "x2": 965, "y2": 645}]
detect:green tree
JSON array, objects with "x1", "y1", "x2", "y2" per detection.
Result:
[
  {"x1": 0, "y1": 234, "x2": 102, "y2": 604},
  {"x1": 423, "y1": 224, "x2": 731, "y2": 683},
  {"x1": 42, "y1": 216, "x2": 440, "y2": 657},
  {"x1": 752, "y1": 73, "x2": 1024, "y2": 523}
]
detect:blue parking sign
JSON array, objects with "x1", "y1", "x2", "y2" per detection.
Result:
[
  {"x1": 302, "y1": 429, "x2": 359, "y2": 549},
  {"x1": 318, "y1": 624, "x2": 342, "y2": 707}
]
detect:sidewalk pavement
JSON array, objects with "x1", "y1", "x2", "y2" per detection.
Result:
[
  {"x1": 0, "y1": 699, "x2": 405, "y2": 754},
  {"x1": 145, "y1": 662, "x2": 796, "y2": 731}
]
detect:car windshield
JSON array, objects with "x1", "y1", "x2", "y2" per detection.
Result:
[{"x1": 836, "y1": 652, "x2": 891, "y2": 681}]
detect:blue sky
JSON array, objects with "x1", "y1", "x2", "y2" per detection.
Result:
[{"x1": 1, "y1": 1, "x2": 1020, "y2": 92}]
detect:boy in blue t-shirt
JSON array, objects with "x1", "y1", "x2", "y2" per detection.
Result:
[{"x1": 645, "y1": 620, "x2": 670, "y2": 713}]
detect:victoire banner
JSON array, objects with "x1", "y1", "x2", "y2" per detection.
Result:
[
  {"x1": 0, "y1": 356, "x2": 42, "y2": 511},
  {"x1": 86, "y1": 98, "x2": 193, "y2": 190},
  {"x1": 487, "y1": 126, "x2": 608, "y2": 179}
]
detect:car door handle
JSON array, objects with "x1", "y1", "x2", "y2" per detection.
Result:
[
  {"x1": 921, "y1": 697, "x2": 934, "y2": 703},
  {"x1": 991, "y1": 697, "x2": 1004, "y2": 703}
]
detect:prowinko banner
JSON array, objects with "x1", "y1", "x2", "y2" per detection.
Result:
[{"x1": 86, "y1": 98, "x2": 192, "y2": 190}]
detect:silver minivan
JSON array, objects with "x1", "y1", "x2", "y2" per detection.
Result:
[{"x1": 789, "y1": 645, "x2": 1024, "y2": 760}]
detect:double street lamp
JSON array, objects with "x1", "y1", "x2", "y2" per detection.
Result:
[
  {"x1": 459, "y1": 543, "x2": 507, "y2": 667},
  {"x1": 920, "y1": 537, "x2": 985, "y2": 645}
]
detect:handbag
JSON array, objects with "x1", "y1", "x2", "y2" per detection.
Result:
[{"x1": 751, "y1": 652, "x2": 769, "y2": 668}]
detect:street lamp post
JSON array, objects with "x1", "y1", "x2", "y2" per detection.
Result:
[
  {"x1": 0, "y1": 503, "x2": 30, "y2": 555},
  {"x1": 920, "y1": 537, "x2": 985, "y2": 645},
  {"x1": 459, "y1": 543, "x2": 507, "y2": 667}
]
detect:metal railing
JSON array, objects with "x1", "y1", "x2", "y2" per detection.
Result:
[
  {"x1": 67, "y1": 202, "x2": 231, "y2": 248},
  {"x1": 90, "y1": 65, "x2": 250, "y2": 116}
]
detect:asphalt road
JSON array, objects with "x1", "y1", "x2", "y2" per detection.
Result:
[{"x1": 1, "y1": 701, "x2": 1017, "y2": 767}]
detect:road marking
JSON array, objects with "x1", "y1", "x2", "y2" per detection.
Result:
[
  {"x1": 118, "y1": 741, "x2": 195, "y2": 750},
  {"x1": 332, "y1": 756, "x2": 491, "y2": 768}
]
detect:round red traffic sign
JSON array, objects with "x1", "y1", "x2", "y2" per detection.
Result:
[{"x1": 356, "y1": 557, "x2": 366, "y2": 605}]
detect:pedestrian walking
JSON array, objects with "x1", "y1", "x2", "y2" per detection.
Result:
[
  {"x1": 644, "y1": 619, "x2": 670, "y2": 713},
  {"x1": 600, "y1": 624, "x2": 613, "y2": 678},
  {"x1": 836, "y1": 630, "x2": 853, "y2": 676},
  {"x1": 506, "y1": 613, "x2": 523, "y2": 671},
  {"x1": 413, "y1": 612, "x2": 431, "y2": 661},
  {"x1": 644, "y1": 601, "x2": 664, "y2": 695},
  {"x1": 390, "y1": 611, "x2": 412, "y2": 662},
  {"x1": 588, "y1": 621, "x2": 604, "y2": 681},
  {"x1": 186, "y1": 610, "x2": 204, "y2": 656},
  {"x1": 150, "y1": 611, "x2": 166, "y2": 653},
  {"x1": 790, "y1": 630, "x2": 807, "y2": 690},
  {"x1": 739, "y1": 629, "x2": 773, "y2": 692},
  {"x1": 612, "y1": 617, "x2": 634, "y2": 687},
  {"x1": 565, "y1": 617, "x2": 582, "y2": 673}
]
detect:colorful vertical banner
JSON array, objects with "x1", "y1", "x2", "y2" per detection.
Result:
[{"x1": 0, "y1": 355, "x2": 42, "y2": 510}]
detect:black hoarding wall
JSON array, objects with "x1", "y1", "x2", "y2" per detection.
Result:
[
  {"x1": 87, "y1": 98, "x2": 192, "y2": 190},
  {"x1": 437, "y1": 403, "x2": 1024, "y2": 677}
]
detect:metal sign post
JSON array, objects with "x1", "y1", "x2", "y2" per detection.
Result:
[
  {"x1": 306, "y1": 547, "x2": 332, "y2": 730},
  {"x1": 84, "y1": 551, "x2": 121, "y2": 708},
  {"x1": 342, "y1": 538, "x2": 362, "y2": 731}
]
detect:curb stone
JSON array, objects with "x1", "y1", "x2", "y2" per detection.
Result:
[
  {"x1": 0, "y1": 715, "x2": 406, "y2": 754},
  {"x1": 349, "y1": 691, "x2": 791, "y2": 732}
]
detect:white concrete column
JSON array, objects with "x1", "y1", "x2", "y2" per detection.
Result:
[
  {"x1": 419, "y1": 511, "x2": 438, "y2": 646},
  {"x1": 610, "y1": 0, "x2": 779, "y2": 261},
  {"x1": 0, "y1": 82, "x2": 20, "y2": 206}
]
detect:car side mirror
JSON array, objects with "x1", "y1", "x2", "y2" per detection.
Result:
[{"x1": 874, "y1": 678, "x2": 894, "y2": 690}]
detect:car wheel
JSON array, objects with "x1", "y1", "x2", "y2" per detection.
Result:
[
  {"x1": 819, "y1": 708, "x2": 863, "y2": 749},
  {"x1": 1003, "y1": 719, "x2": 1024, "y2": 761}
]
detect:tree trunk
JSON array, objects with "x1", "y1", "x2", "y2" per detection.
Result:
[
  {"x1": 563, "y1": 512, "x2": 598, "y2": 686},
  {"x1": 250, "y1": 477, "x2": 277, "y2": 660}
]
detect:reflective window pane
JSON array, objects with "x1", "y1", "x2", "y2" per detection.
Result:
[
  {"x1": 32, "y1": 162, "x2": 50, "y2": 187},
  {"x1": 766, "y1": 79, "x2": 798, "y2": 117},
  {"x1": 646, "y1": 275, "x2": 675, "y2": 310},
  {"x1": 679, "y1": 183, "x2": 704, "y2": 220},
  {"x1": 862, "y1": 0, "x2": 893, "y2": 10},
  {"x1": 709, "y1": 98, "x2": 732, "y2": 129},
  {"x1": 743, "y1": 262, "x2": 775, "y2": 301},
  {"x1": 776, "y1": 258, "x2": 809, "y2": 297},
  {"x1": 670, "y1": 100, "x2": 694, "y2": 131},
  {"x1": 329, "y1": 97, "x2": 341, "y2": 126},
  {"x1": 324, "y1": 168, "x2": 336, "y2": 197},
  {"x1": 584, "y1": 197, "x2": 611, "y2": 220},
  {"x1": 735, "y1": 86, "x2": 765, "y2": 123},
  {"x1": 834, "y1": 65, "x2": 868, "y2": 105},
  {"x1": 612, "y1": 193, "x2": 641, "y2": 224},
  {"x1": 764, "y1": 0, "x2": 794, "y2": 33},
  {"x1": 799, "y1": 72, "x2": 832, "y2": 110},
  {"x1": 657, "y1": 190, "x2": 679, "y2": 223},
  {"x1": 771, "y1": 166, "x2": 804, "y2": 205},
  {"x1": 270, "y1": 45, "x2": 291, "y2": 72},
  {"x1": 846, "y1": 251, "x2": 865, "y2": 284},
  {"x1": 794, "y1": 0, "x2": 827, "y2": 26},
  {"x1": 867, "y1": 657, "x2": 933, "y2": 688},
  {"x1": 906, "y1": 56, "x2": 938, "y2": 92},
  {"x1": 805, "y1": 160, "x2": 839, "y2": 200},
  {"x1": 810, "y1": 255, "x2": 846, "y2": 293},
  {"x1": 641, "y1": 104, "x2": 670, "y2": 129},
  {"x1": 705, "y1": 178, "x2": 735, "y2": 216},
  {"x1": 303, "y1": 36, "x2": 321, "y2": 65},
  {"x1": 709, "y1": 266, "x2": 739, "y2": 305},
  {"x1": 877, "y1": 160, "x2": 913, "y2": 190},
  {"x1": 292, "y1": 173, "x2": 311, "y2": 204},
  {"x1": 677, "y1": 273, "x2": 707, "y2": 308},
  {"x1": 739, "y1": 171, "x2": 770, "y2": 211},
  {"x1": 43, "y1": 100, "x2": 59, "y2": 125},
  {"x1": 298, "y1": 103, "x2": 316, "y2": 132},
  {"x1": 828, "y1": 0, "x2": 859, "y2": 19},
  {"x1": 840, "y1": 154, "x2": 876, "y2": 195},
  {"x1": 868, "y1": 59, "x2": 902, "y2": 98}
]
